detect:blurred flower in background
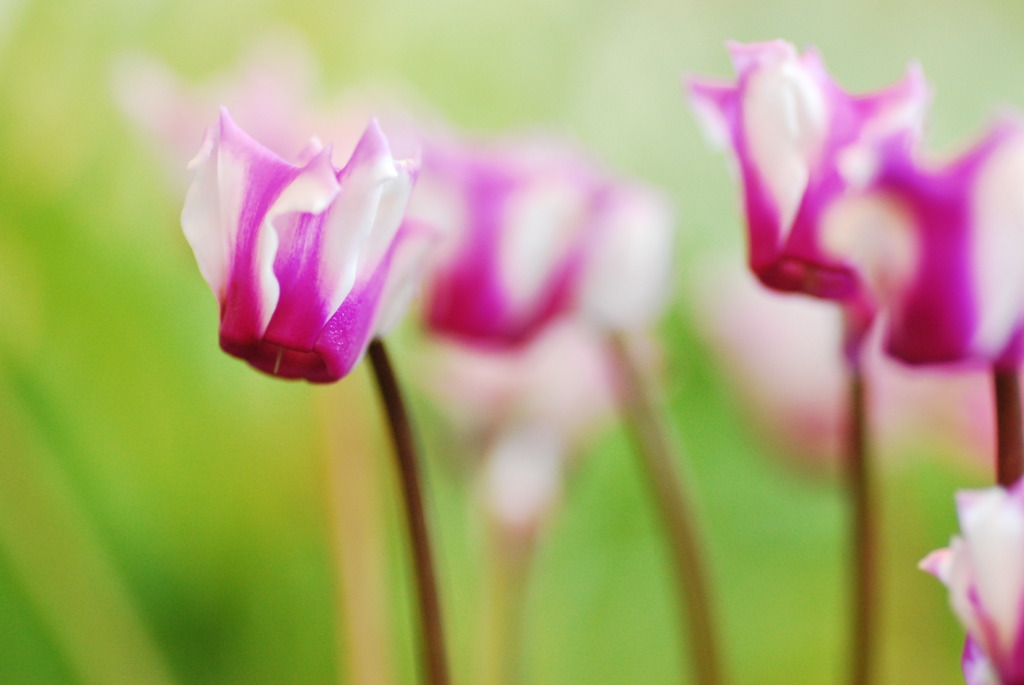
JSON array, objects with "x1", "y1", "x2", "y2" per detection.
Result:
[
  {"x1": 415, "y1": 134, "x2": 674, "y2": 346},
  {"x1": 419, "y1": 321, "x2": 620, "y2": 542},
  {"x1": 691, "y1": 258, "x2": 992, "y2": 468},
  {"x1": 921, "y1": 478, "x2": 1024, "y2": 685},
  {"x1": 112, "y1": 33, "x2": 428, "y2": 187}
]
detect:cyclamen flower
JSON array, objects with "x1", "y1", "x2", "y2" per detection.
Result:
[
  {"x1": 827, "y1": 118, "x2": 1024, "y2": 367},
  {"x1": 420, "y1": 321, "x2": 618, "y2": 540},
  {"x1": 414, "y1": 137, "x2": 674, "y2": 347},
  {"x1": 692, "y1": 259, "x2": 993, "y2": 466},
  {"x1": 687, "y1": 41, "x2": 927, "y2": 316},
  {"x1": 182, "y1": 109, "x2": 428, "y2": 382},
  {"x1": 920, "y1": 478, "x2": 1024, "y2": 685}
]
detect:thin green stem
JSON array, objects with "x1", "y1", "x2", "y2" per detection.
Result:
[
  {"x1": 992, "y1": 365, "x2": 1024, "y2": 487},
  {"x1": 368, "y1": 340, "x2": 451, "y2": 685},
  {"x1": 846, "y1": 364, "x2": 875, "y2": 685},
  {"x1": 607, "y1": 331, "x2": 723, "y2": 685}
]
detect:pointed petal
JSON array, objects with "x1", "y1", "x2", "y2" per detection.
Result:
[
  {"x1": 181, "y1": 124, "x2": 228, "y2": 301},
  {"x1": 317, "y1": 119, "x2": 400, "y2": 320}
]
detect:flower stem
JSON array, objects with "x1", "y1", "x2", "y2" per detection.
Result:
[
  {"x1": 318, "y1": 383, "x2": 395, "y2": 685},
  {"x1": 479, "y1": 529, "x2": 532, "y2": 685},
  {"x1": 992, "y1": 365, "x2": 1024, "y2": 487},
  {"x1": 368, "y1": 339, "x2": 450, "y2": 685},
  {"x1": 846, "y1": 364, "x2": 875, "y2": 685},
  {"x1": 607, "y1": 331, "x2": 723, "y2": 685}
]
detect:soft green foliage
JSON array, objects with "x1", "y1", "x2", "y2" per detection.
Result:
[{"x1": 0, "y1": 0, "x2": 1014, "y2": 682}]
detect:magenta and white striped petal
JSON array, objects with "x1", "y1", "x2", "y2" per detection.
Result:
[
  {"x1": 182, "y1": 109, "x2": 341, "y2": 346},
  {"x1": 687, "y1": 40, "x2": 928, "y2": 308},
  {"x1": 832, "y1": 118, "x2": 1024, "y2": 366},
  {"x1": 181, "y1": 109, "x2": 423, "y2": 382}
]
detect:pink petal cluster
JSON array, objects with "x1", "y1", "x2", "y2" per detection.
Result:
[
  {"x1": 420, "y1": 321, "x2": 619, "y2": 539},
  {"x1": 687, "y1": 40, "x2": 927, "y2": 341},
  {"x1": 414, "y1": 136, "x2": 674, "y2": 347},
  {"x1": 181, "y1": 109, "x2": 429, "y2": 382},
  {"x1": 921, "y1": 479, "x2": 1024, "y2": 685},
  {"x1": 828, "y1": 118, "x2": 1024, "y2": 368}
]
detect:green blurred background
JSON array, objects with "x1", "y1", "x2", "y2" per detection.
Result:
[{"x1": 0, "y1": 0, "x2": 1017, "y2": 682}]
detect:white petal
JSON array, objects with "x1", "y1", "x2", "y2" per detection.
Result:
[
  {"x1": 499, "y1": 168, "x2": 590, "y2": 313},
  {"x1": 578, "y1": 185, "x2": 674, "y2": 329},
  {"x1": 319, "y1": 120, "x2": 398, "y2": 317},
  {"x1": 741, "y1": 56, "x2": 827, "y2": 240},
  {"x1": 959, "y1": 486, "x2": 1024, "y2": 653},
  {"x1": 181, "y1": 126, "x2": 229, "y2": 300},
  {"x1": 481, "y1": 424, "x2": 565, "y2": 533},
  {"x1": 372, "y1": 220, "x2": 436, "y2": 337},
  {"x1": 359, "y1": 156, "x2": 419, "y2": 274},
  {"x1": 820, "y1": 191, "x2": 918, "y2": 304},
  {"x1": 970, "y1": 134, "x2": 1024, "y2": 357}
]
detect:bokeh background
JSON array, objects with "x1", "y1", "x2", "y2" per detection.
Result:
[{"x1": 0, "y1": 0, "x2": 1019, "y2": 682}]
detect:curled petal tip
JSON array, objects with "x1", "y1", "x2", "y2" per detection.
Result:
[
  {"x1": 918, "y1": 546, "x2": 953, "y2": 579},
  {"x1": 186, "y1": 125, "x2": 217, "y2": 170}
]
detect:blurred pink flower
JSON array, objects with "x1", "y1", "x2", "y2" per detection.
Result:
[
  {"x1": 421, "y1": 321, "x2": 619, "y2": 539},
  {"x1": 828, "y1": 117, "x2": 1024, "y2": 368},
  {"x1": 692, "y1": 258, "x2": 991, "y2": 466},
  {"x1": 181, "y1": 109, "x2": 429, "y2": 382},
  {"x1": 112, "y1": 33, "x2": 426, "y2": 185},
  {"x1": 687, "y1": 40, "x2": 928, "y2": 343},
  {"x1": 414, "y1": 135, "x2": 674, "y2": 347},
  {"x1": 921, "y1": 478, "x2": 1024, "y2": 684}
]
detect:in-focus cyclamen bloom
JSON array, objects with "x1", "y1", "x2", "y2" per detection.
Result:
[
  {"x1": 827, "y1": 118, "x2": 1024, "y2": 368},
  {"x1": 687, "y1": 41, "x2": 928, "y2": 318},
  {"x1": 182, "y1": 108, "x2": 428, "y2": 382},
  {"x1": 414, "y1": 136, "x2": 674, "y2": 347},
  {"x1": 921, "y1": 478, "x2": 1024, "y2": 685}
]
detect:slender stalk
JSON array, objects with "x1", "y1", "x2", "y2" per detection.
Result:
[
  {"x1": 846, "y1": 364, "x2": 875, "y2": 685},
  {"x1": 479, "y1": 529, "x2": 532, "y2": 685},
  {"x1": 607, "y1": 331, "x2": 723, "y2": 685},
  {"x1": 318, "y1": 381, "x2": 395, "y2": 685},
  {"x1": 368, "y1": 339, "x2": 451, "y2": 685},
  {"x1": 992, "y1": 365, "x2": 1024, "y2": 487}
]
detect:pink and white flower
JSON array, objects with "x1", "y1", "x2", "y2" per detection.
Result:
[
  {"x1": 414, "y1": 136, "x2": 674, "y2": 347},
  {"x1": 921, "y1": 478, "x2": 1024, "y2": 684},
  {"x1": 420, "y1": 321, "x2": 619, "y2": 539},
  {"x1": 691, "y1": 258, "x2": 992, "y2": 467},
  {"x1": 686, "y1": 40, "x2": 928, "y2": 341},
  {"x1": 181, "y1": 108, "x2": 429, "y2": 382},
  {"x1": 827, "y1": 117, "x2": 1024, "y2": 368}
]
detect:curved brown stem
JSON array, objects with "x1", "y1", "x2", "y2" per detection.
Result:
[
  {"x1": 992, "y1": 365, "x2": 1024, "y2": 487},
  {"x1": 368, "y1": 340, "x2": 450, "y2": 685},
  {"x1": 846, "y1": 365, "x2": 875, "y2": 685},
  {"x1": 607, "y1": 331, "x2": 723, "y2": 685}
]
